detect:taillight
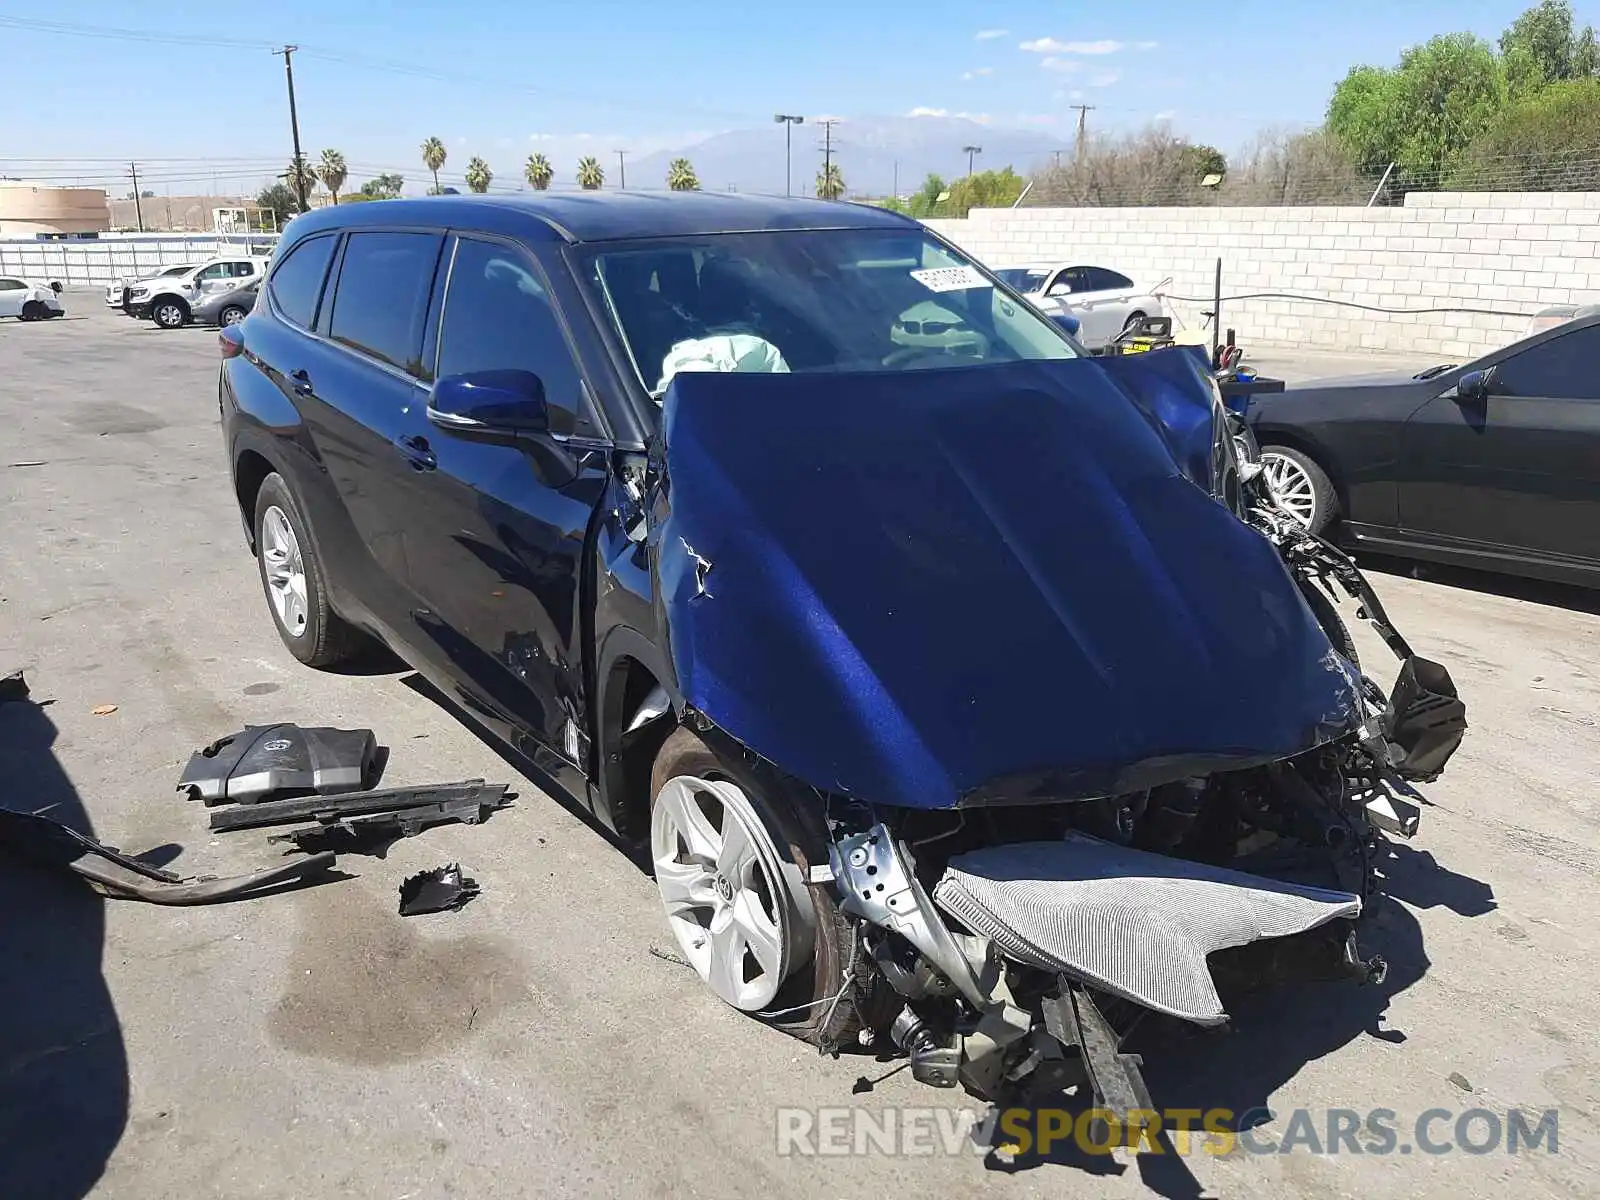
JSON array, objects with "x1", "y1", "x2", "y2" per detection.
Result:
[{"x1": 219, "y1": 326, "x2": 244, "y2": 359}]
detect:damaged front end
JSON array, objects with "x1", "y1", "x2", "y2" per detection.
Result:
[{"x1": 649, "y1": 351, "x2": 1465, "y2": 1113}]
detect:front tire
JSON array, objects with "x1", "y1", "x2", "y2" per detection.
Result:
[
  {"x1": 1260, "y1": 445, "x2": 1337, "y2": 535},
  {"x1": 20, "y1": 300, "x2": 46, "y2": 321},
  {"x1": 649, "y1": 727, "x2": 870, "y2": 1049},
  {"x1": 252, "y1": 473, "x2": 360, "y2": 668},
  {"x1": 151, "y1": 297, "x2": 189, "y2": 329}
]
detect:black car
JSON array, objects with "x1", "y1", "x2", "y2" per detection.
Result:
[
  {"x1": 219, "y1": 192, "x2": 1459, "y2": 1108},
  {"x1": 1247, "y1": 314, "x2": 1600, "y2": 588}
]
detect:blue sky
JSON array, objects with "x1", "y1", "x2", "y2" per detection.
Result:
[{"x1": 0, "y1": 0, "x2": 1576, "y2": 195}]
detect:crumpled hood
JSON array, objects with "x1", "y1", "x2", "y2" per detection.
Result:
[{"x1": 654, "y1": 356, "x2": 1360, "y2": 810}]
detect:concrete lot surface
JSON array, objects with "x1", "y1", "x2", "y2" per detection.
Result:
[{"x1": 2, "y1": 297, "x2": 1598, "y2": 1199}]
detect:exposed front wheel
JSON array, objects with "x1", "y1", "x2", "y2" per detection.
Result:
[
  {"x1": 252, "y1": 472, "x2": 361, "y2": 668},
  {"x1": 1259, "y1": 446, "x2": 1337, "y2": 535},
  {"x1": 20, "y1": 300, "x2": 46, "y2": 321},
  {"x1": 649, "y1": 726, "x2": 869, "y2": 1047},
  {"x1": 151, "y1": 298, "x2": 189, "y2": 329}
]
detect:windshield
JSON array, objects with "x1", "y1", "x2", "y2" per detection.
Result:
[
  {"x1": 583, "y1": 229, "x2": 1078, "y2": 397},
  {"x1": 993, "y1": 267, "x2": 1051, "y2": 293}
]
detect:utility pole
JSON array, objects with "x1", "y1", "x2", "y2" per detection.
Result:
[
  {"x1": 774, "y1": 114, "x2": 804, "y2": 196},
  {"x1": 1070, "y1": 104, "x2": 1095, "y2": 164},
  {"x1": 614, "y1": 150, "x2": 627, "y2": 189},
  {"x1": 892, "y1": 159, "x2": 899, "y2": 199},
  {"x1": 962, "y1": 144, "x2": 982, "y2": 177},
  {"x1": 818, "y1": 119, "x2": 839, "y2": 197},
  {"x1": 274, "y1": 45, "x2": 308, "y2": 212},
  {"x1": 128, "y1": 161, "x2": 145, "y2": 233}
]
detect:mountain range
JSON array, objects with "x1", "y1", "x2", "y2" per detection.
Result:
[{"x1": 628, "y1": 115, "x2": 1074, "y2": 197}]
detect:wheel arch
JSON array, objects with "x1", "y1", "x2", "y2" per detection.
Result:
[
  {"x1": 593, "y1": 627, "x2": 681, "y2": 841},
  {"x1": 233, "y1": 447, "x2": 278, "y2": 554}
]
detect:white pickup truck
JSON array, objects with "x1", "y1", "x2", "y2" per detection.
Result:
[{"x1": 114, "y1": 256, "x2": 269, "y2": 329}]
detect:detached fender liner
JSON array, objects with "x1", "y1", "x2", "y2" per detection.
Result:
[{"x1": 933, "y1": 835, "x2": 1361, "y2": 1024}]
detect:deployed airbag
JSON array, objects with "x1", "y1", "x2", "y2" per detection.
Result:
[{"x1": 933, "y1": 835, "x2": 1361, "y2": 1024}]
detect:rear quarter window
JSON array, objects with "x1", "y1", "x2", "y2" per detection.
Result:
[{"x1": 266, "y1": 235, "x2": 337, "y2": 330}]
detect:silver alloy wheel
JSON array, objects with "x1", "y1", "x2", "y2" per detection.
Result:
[
  {"x1": 155, "y1": 302, "x2": 184, "y2": 328},
  {"x1": 260, "y1": 505, "x2": 309, "y2": 638},
  {"x1": 221, "y1": 307, "x2": 245, "y2": 326},
  {"x1": 651, "y1": 774, "x2": 813, "y2": 1011},
  {"x1": 1259, "y1": 451, "x2": 1318, "y2": 527}
]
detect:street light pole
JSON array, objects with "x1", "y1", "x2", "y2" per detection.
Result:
[
  {"x1": 963, "y1": 144, "x2": 982, "y2": 177},
  {"x1": 615, "y1": 150, "x2": 627, "y2": 189},
  {"x1": 774, "y1": 114, "x2": 804, "y2": 196}
]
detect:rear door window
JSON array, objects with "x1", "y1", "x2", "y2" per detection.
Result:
[
  {"x1": 435, "y1": 237, "x2": 589, "y2": 435},
  {"x1": 1087, "y1": 267, "x2": 1134, "y2": 291},
  {"x1": 326, "y1": 231, "x2": 444, "y2": 376},
  {"x1": 266, "y1": 234, "x2": 337, "y2": 329}
]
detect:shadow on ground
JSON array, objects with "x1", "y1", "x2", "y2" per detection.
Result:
[
  {"x1": 0, "y1": 690, "x2": 128, "y2": 1198},
  {"x1": 1358, "y1": 551, "x2": 1600, "y2": 616}
]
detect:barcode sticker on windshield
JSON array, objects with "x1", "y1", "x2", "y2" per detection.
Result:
[{"x1": 910, "y1": 266, "x2": 991, "y2": 293}]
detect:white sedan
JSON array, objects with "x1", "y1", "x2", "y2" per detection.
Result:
[
  {"x1": 994, "y1": 263, "x2": 1166, "y2": 351},
  {"x1": 0, "y1": 276, "x2": 65, "y2": 321}
]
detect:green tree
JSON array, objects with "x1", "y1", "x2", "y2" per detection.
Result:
[
  {"x1": 284, "y1": 155, "x2": 316, "y2": 210},
  {"x1": 576, "y1": 155, "x2": 605, "y2": 190},
  {"x1": 666, "y1": 157, "x2": 700, "y2": 190},
  {"x1": 421, "y1": 136, "x2": 448, "y2": 195},
  {"x1": 525, "y1": 153, "x2": 553, "y2": 190},
  {"x1": 255, "y1": 182, "x2": 300, "y2": 225},
  {"x1": 1327, "y1": 33, "x2": 1505, "y2": 184},
  {"x1": 906, "y1": 172, "x2": 948, "y2": 217},
  {"x1": 1183, "y1": 144, "x2": 1229, "y2": 182},
  {"x1": 465, "y1": 157, "x2": 493, "y2": 193},
  {"x1": 944, "y1": 166, "x2": 1026, "y2": 216},
  {"x1": 1500, "y1": 1, "x2": 1600, "y2": 95},
  {"x1": 317, "y1": 149, "x2": 348, "y2": 205},
  {"x1": 356, "y1": 172, "x2": 404, "y2": 200},
  {"x1": 816, "y1": 161, "x2": 846, "y2": 200},
  {"x1": 1455, "y1": 76, "x2": 1600, "y2": 188}
]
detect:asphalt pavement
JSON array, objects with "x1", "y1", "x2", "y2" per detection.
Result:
[{"x1": 2, "y1": 295, "x2": 1597, "y2": 1199}]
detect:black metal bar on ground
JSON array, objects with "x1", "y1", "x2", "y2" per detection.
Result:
[{"x1": 209, "y1": 780, "x2": 507, "y2": 832}]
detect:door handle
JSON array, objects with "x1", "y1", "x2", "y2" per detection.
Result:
[
  {"x1": 290, "y1": 368, "x2": 313, "y2": 397},
  {"x1": 394, "y1": 434, "x2": 437, "y2": 471}
]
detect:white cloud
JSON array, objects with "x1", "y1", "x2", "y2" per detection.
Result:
[
  {"x1": 1040, "y1": 56, "x2": 1083, "y2": 73},
  {"x1": 907, "y1": 106, "x2": 948, "y2": 117},
  {"x1": 1021, "y1": 38, "x2": 1124, "y2": 54},
  {"x1": 960, "y1": 66, "x2": 994, "y2": 80},
  {"x1": 1153, "y1": 109, "x2": 1177, "y2": 121},
  {"x1": 975, "y1": 28, "x2": 1008, "y2": 40},
  {"x1": 1135, "y1": 41, "x2": 1159, "y2": 51},
  {"x1": 1088, "y1": 70, "x2": 1122, "y2": 87}
]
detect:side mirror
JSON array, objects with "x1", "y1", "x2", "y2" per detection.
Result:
[
  {"x1": 1455, "y1": 369, "x2": 1490, "y2": 403},
  {"x1": 428, "y1": 370, "x2": 550, "y2": 437}
]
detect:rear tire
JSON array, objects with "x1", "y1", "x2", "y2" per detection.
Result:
[
  {"x1": 649, "y1": 726, "x2": 875, "y2": 1050},
  {"x1": 20, "y1": 301, "x2": 46, "y2": 322},
  {"x1": 1260, "y1": 445, "x2": 1337, "y2": 535},
  {"x1": 151, "y1": 297, "x2": 189, "y2": 329},
  {"x1": 219, "y1": 305, "x2": 248, "y2": 327},
  {"x1": 252, "y1": 472, "x2": 361, "y2": 668}
]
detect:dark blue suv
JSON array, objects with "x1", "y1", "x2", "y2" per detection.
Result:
[{"x1": 222, "y1": 192, "x2": 1451, "y2": 1102}]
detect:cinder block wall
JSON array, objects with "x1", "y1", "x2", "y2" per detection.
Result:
[{"x1": 924, "y1": 192, "x2": 1600, "y2": 358}]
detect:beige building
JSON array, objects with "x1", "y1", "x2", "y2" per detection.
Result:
[{"x1": 0, "y1": 182, "x2": 111, "y2": 236}]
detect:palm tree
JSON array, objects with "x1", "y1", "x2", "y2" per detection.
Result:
[
  {"x1": 525, "y1": 153, "x2": 554, "y2": 190},
  {"x1": 421, "y1": 136, "x2": 447, "y2": 195},
  {"x1": 666, "y1": 158, "x2": 700, "y2": 191},
  {"x1": 576, "y1": 155, "x2": 605, "y2": 190},
  {"x1": 816, "y1": 161, "x2": 846, "y2": 200},
  {"x1": 465, "y1": 156, "x2": 493, "y2": 194},
  {"x1": 285, "y1": 155, "x2": 317, "y2": 210},
  {"x1": 317, "y1": 149, "x2": 348, "y2": 205}
]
